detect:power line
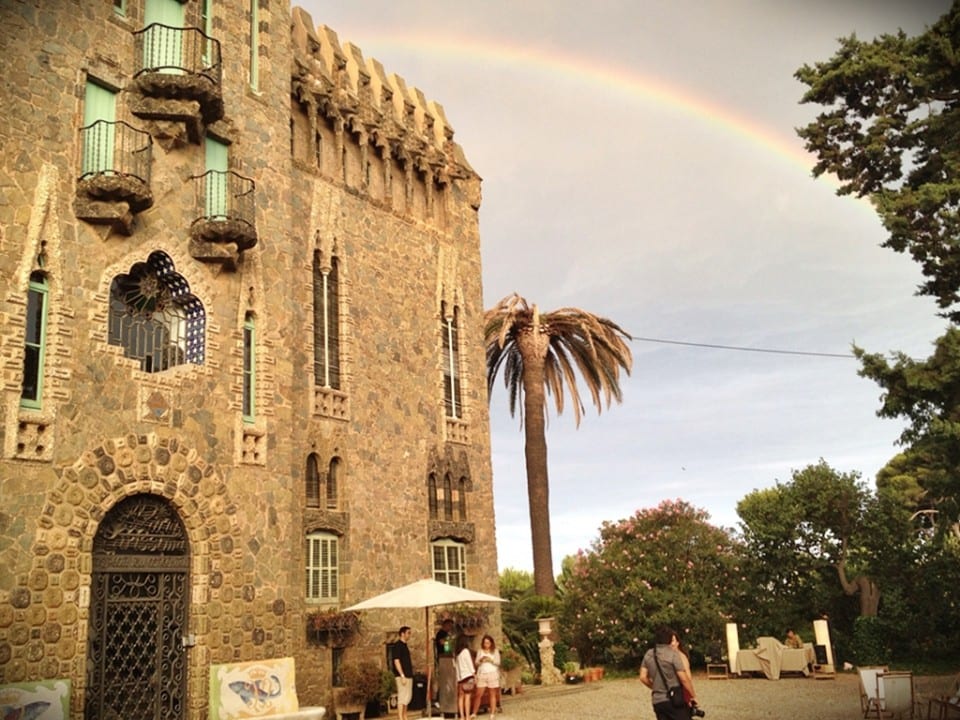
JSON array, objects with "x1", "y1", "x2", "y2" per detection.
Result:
[{"x1": 632, "y1": 336, "x2": 855, "y2": 359}]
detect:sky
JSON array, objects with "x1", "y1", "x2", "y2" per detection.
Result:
[{"x1": 296, "y1": 1, "x2": 953, "y2": 573}]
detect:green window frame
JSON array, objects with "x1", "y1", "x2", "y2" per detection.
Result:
[
  {"x1": 432, "y1": 539, "x2": 466, "y2": 588},
  {"x1": 21, "y1": 273, "x2": 49, "y2": 409},
  {"x1": 306, "y1": 532, "x2": 339, "y2": 602},
  {"x1": 242, "y1": 312, "x2": 256, "y2": 422},
  {"x1": 248, "y1": 0, "x2": 259, "y2": 91}
]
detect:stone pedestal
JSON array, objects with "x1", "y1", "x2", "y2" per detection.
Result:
[{"x1": 536, "y1": 617, "x2": 564, "y2": 686}]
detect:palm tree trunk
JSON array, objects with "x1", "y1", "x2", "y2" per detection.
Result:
[{"x1": 518, "y1": 316, "x2": 556, "y2": 596}]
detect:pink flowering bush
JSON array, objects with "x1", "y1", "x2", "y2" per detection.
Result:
[{"x1": 559, "y1": 499, "x2": 747, "y2": 667}]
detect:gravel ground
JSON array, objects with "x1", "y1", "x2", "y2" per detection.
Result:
[{"x1": 484, "y1": 672, "x2": 956, "y2": 720}]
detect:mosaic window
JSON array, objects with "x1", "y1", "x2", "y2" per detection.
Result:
[{"x1": 108, "y1": 251, "x2": 205, "y2": 372}]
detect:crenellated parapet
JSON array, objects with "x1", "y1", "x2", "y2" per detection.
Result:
[{"x1": 290, "y1": 7, "x2": 480, "y2": 220}]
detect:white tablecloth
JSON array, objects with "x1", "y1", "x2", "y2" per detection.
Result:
[{"x1": 734, "y1": 637, "x2": 814, "y2": 679}]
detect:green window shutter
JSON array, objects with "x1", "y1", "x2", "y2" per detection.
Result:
[
  {"x1": 205, "y1": 136, "x2": 229, "y2": 218},
  {"x1": 82, "y1": 81, "x2": 116, "y2": 176},
  {"x1": 249, "y1": 0, "x2": 259, "y2": 90},
  {"x1": 143, "y1": 0, "x2": 185, "y2": 73}
]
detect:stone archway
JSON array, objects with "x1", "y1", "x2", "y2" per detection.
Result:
[{"x1": 85, "y1": 493, "x2": 189, "y2": 719}]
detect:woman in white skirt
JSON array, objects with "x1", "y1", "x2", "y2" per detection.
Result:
[{"x1": 471, "y1": 634, "x2": 501, "y2": 720}]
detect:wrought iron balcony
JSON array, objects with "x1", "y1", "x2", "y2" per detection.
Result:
[
  {"x1": 74, "y1": 120, "x2": 153, "y2": 233},
  {"x1": 189, "y1": 170, "x2": 258, "y2": 266},
  {"x1": 131, "y1": 24, "x2": 223, "y2": 125}
]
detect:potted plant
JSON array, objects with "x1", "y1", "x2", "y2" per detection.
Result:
[
  {"x1": 307, "y1": 608, "x2": 361, "y2": 647},
  {"x1": 435, "y1": 603, "x2": 491, "y2": 633},
  {"x1": 563, "y1": 661, "x2": 582, "y2": 684},
  {"x1": 335, "y1": 660, "x2": 385, "y2": 720},
  {"x1": 500, "y1": 646, "x2": 524, "y2": 694}
]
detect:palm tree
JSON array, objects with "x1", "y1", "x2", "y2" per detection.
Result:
[{"x1": 485, "y1": 293, "x2": 633, "y2": 596}]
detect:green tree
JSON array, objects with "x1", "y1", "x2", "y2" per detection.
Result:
[
  {"x1": 856, "y1": 329, "x2": 960, "y2": 536},
  {"x1": 485, "y1": 293, "x2": 633, "y2": 596},
  {"x1": 559, "y1": 500, "x2": 745, "y2": 668},
  {"x1": 795, "y1": 4, "x2": 960, "y2": 318},
  {"x1": 737, "y1": 460, "x2": 880, "y2": 616}
]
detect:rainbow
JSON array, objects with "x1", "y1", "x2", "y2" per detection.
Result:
[{"x1": 345, "y1": 30, "x2": 837, "y2": 185}]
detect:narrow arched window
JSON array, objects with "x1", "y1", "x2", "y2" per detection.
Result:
[
  {"x1": 428, "y1": 473, "x2": 438, "y2": 519},
  {"x1": 443, "y1": 473, "x2": 453, "y2": 521},
  {"x1": 306, "y1": 454, "x2": 320, "y2": 508},
  {"x1": 21, "y1": 272, "x2": 49, "y2": 409},
  {"x1": 326, "y1": 457, "x2": 340, "y2": 510},
  {"x1": 458, "y1": 477, "x2": 467, "y2": 521},
  {"x1": 242, "y1": 312, "x2": 256, "y2": 422},
  {"x1": 313, "y1": 252, "x2": 340, "y2": 389},
  {"x1": 441, "y1": 302, "x2": 462, "y2": 418}
]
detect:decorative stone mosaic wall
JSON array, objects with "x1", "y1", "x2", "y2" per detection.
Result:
[{"x1": 0, "y1": 2, "x2": 497, "y2": 719}]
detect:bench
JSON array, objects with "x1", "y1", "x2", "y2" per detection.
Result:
[
  {"x1": 209, "y1": 657, "x2": 326, "y2": 720},
  {"x1": 0, "y1": 679, "x2": 71, "y2": 719}
]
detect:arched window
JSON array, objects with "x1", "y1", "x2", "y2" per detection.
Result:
[
  {"x1": 242, "y1": 311, "x2": 256, "y2": 422},
  {"x1": 306, "y1": 531, "x2": 339, "y2": 602},
  {"x1": 441, "y1": 302, "x2": 462, "y2": 418},
  {"x1": 326, "y1": 457, "x2": 340, "y2": 510},
  {"x1": 443, "y1": 473, "x2": 453, "y2": 521},
  {"x1": 21, "y1": 272, "x2": 49, "y2": 408},
  {"x1": 428, "y1": 473, "x2": 438, "y2": 519},
  {"x1": 108, "y1": 251, "x2": 204, "y2": 372},
  {"x1": 313, "y1": 252, "x2": 340, "y2": 389},
  {"x1": 458, "y1": 477, "x2": 467, "y2": 521},
  {"x1": 306, "y1": 453, "x2": 320, "y2": 508}
]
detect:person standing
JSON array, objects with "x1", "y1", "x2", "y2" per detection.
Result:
[
  {"x1": 454, "y1": 634, "x2": 476, "y2": 720},
  {"x1": 471, "y1": 634, "x2": 502, "y2": 720},
  {"x1": 639, "y1": 626, "x2": 697, "y2": 720},
  {"x1": 392, "y1": 626, "x2": 414, "y2": 720},
  {"x1": 435, "y1": 618, "x2": 457, "y2": 714}
]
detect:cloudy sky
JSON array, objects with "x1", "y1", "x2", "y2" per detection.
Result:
[{"x1": 297, "y1": 1, "x2": 952, "y2": 573}]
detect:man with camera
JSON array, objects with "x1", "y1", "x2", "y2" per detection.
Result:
[{"x1": 639, "y1": 626, "x2": 701, "y2": 720}]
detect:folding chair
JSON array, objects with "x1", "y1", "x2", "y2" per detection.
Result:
[
  {"x1": 878, "y1": 670, "x2": 915, "y2": 719},
  {"x1": 927, "y1": 672, "x2": 960, "y2": 720},
  {"x1": 859, "y1": 666, "x2": 889, "y2": 718}
]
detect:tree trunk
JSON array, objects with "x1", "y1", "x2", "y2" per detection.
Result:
[
  {"x1": 518, "y1": 317, "x2": 555, "y2": 597},
  {"x1": 837, "y1": 559, "x2": 880, "y2": 617}
]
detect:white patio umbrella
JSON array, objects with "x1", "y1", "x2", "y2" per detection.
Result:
[{"x1": 345, "y1": 578, "x2": 506, "y2": 717}]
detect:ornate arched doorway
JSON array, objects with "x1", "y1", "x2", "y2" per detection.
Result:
[{"x1": 86, "y1": 494, "x2": 189, "y2": 719}]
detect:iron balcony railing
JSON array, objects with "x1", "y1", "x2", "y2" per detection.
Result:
[
  {"x1": 191, "y1": 170, "x2": 256, "y2": 229},
  {"x1": 133, "y1": 23, "x2": 222, "y2": 86},
  {"x1": 78, "y1": 120, "x2": 152, "y2": 183}
]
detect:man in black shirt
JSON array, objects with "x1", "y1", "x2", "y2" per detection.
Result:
[{"x1": 393, "y1": 626, "x2": 413, "y2": 720}]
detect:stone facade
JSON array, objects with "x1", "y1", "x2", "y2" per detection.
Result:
[{"x1": 0, "y1": 1, "x2": 496, "y2": 718}]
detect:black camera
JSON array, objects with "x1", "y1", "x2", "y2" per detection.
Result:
[{"x1": 690, "y1": 702, "x2": 706, "y2": 717}]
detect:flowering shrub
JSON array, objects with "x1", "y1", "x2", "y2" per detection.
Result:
[{"x1": 559, "y1": 499, "x2": 747, "y2": 668}]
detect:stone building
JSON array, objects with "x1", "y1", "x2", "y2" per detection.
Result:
[{"x1": 0, "y1": 1, "x2": 496, "y2": 717}]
